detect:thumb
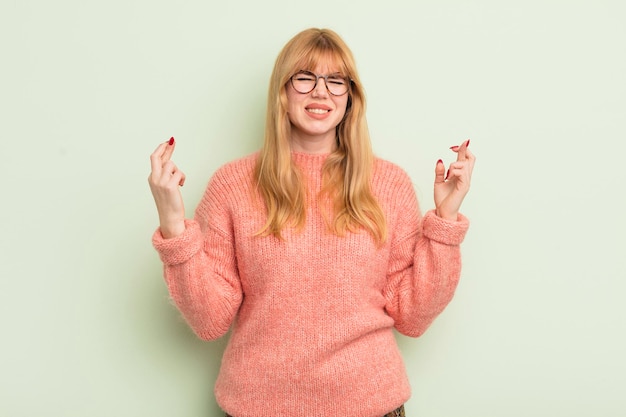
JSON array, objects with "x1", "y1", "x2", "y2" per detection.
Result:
[{"x1": 434, "y1": 159, "x2": 445, "y2": 184}]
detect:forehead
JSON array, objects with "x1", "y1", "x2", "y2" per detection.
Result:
[{"x1": 296, "y1": 50, "x2": 347, "y2": 75}]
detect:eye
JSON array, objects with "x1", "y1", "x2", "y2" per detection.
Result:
[
  {"x1": 294, "y1": 71, "x2": 316, "y2": 82},
  {"x1": 328, "y1": 77, "x2": 346, "y2": 86},
  {"x1": 327, "y1": 75, "x2": 347, "y2": 85}
]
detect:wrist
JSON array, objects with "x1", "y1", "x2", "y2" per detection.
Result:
[
  {"x1": 435, "y1": 208, "x2": 458, "y2": 221},
  {"x1": 159, "y1": 218, "x2": 186, "y2": 239}
]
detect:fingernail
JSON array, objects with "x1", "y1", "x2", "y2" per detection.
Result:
[
  {"x1": 450, "y1": 146, "x2": 459, "y2": 151},
  {"x1": 445, "y1": 169, "x2": 450, "y2": 180},
  {"x1": 465, "y1": 139, "x2": 470, "y2": 147},
  {"x1": 168, "y1": 137, "x2": 175, "y2": 146},
  {"x1": 437, "y1": 159, "x2": 443, "y2": 165}
]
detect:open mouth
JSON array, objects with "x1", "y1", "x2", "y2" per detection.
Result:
[{"x1": 306, "y1": 108, "x2": 330, "y2": 114}]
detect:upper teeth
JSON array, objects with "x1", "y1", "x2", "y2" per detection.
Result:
[{"x1": 307, "y1": 108, "x2": 328, "y2": 114}]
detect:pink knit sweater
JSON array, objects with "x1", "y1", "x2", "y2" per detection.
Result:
[{"x1": 152, "y1": 151, "x2": 469, "y2": 417}]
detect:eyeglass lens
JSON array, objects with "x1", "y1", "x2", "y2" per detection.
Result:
[{"x1": 291, "y1": 71, "x2": 349, "y2": 96}]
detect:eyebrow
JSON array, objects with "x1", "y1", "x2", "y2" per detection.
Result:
[{"x1": 298, "y1": 70, "x2": 346, "y2": 77}]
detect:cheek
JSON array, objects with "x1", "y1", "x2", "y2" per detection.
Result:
[
  {"x1": 335, "y1": 98, "x2": 349, "y2": 120},
  {"x1": 286, "y1": 101, "x2": 300, "y2": 124},
  {"x1": 285, "y1": 93, "x2": 301, "y2": 117}
]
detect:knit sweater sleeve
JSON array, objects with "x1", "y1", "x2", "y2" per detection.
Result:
[
  {"x1": 382, "y1": 168, "x2": 469, "y2": 337},
  {"x1": 152, "y1": 166, "x2": 243, "y2": 341}
]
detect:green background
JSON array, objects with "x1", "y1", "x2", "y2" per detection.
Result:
[{"x1": 2, "y1": 0, "x2": 625, "y2": 416}]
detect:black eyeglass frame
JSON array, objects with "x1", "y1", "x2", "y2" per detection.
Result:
[{"x1": 289, "y1": 70, "x2": 352, "y2": 96}]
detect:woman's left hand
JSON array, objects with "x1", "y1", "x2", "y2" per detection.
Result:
[{"x1": 434, "y1": 139, "x2": 475, "y2": 221}]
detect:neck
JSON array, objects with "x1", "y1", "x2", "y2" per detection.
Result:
[{"x1": 290, "y1": 134, "x2": 337, "y2": 154}]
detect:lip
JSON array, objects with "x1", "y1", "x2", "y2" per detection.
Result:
[
  {"x1": 305, "y1": 103, "x2": 332, "y2": 111},
  {"x1": 304, "y1": 103, "x2": 332, "y2": 119}
]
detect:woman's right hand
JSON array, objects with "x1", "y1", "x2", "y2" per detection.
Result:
[{"x1": 148, "y1": 137, "x2": 187, "y2": 238}]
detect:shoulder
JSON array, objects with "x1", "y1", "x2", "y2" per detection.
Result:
[
  {"x1": 195, "y1": 152, "x2": 259, "y2": 222},
  {"x1": 371, "y1": 156, "x2": 419, "y2": 212},
  {"x1": 201, "y1": 152, "x2": 258, "y2": 205},
  {"x1": 208, "y1": 152, "x2": 259, "y2": 191},
  {"x1": 213, "y1": 152, "x2": 258, "y2": 180},
  {"x1": 372, "y1": 157, "x2": 414, "y2": 190},
  {"x1": 372, "y1": 158, "x2": 421, "y2": 233}
]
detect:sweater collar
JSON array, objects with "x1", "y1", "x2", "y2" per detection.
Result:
[{"x1": 291, "y1": 151, "x2": 329, "y2": 173}]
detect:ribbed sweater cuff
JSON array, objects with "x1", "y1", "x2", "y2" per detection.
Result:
[
  {"x1": 422, "y1": 210, "x2": 469, "y2": 245},
  {"x1": 152, "y1": 219, "x2": 203, "y2": 265}
]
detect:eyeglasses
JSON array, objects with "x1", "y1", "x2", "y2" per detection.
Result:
[{"x1": 290, "y1": 70, "x2": 350, "y2": 96}]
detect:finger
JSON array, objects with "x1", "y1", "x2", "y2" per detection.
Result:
[
  {"x1": 161, "y1": 160, "x2": 186, "y2": 187},
  {"x1": 446, "y1": 163, "x2": 472, "y2": 188},
  {"x1": 170, "y1": 169, "x2": 185, "y2": 188},
  {"x1": 149, "y1": 137, "x2": 176, "y2": 174},
  {"x1": 448, "y1": 160, "x2": 470, "y2": 175},
  {"x1": 162, "y1": 136, "x2": 176, "y2": 164},
  {"x1": 149, "y1": 142, "x2": 169, "y2": 176},
  {"x1": 162, "y1": 160, "x2": 179, "y2": 180},
  {"x1": 456, "y1": 139, "x2": 470, "y2": 162},
  {"x1": 434, "y1": 159, "x2": 446, "y2": 184},
  {"x1": 465, "y1": 147, "x2": 476, "y2": 172}
]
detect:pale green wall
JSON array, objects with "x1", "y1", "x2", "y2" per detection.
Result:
[{"x1": 2, "y1": 1, "x2": 625, "y2": 416}]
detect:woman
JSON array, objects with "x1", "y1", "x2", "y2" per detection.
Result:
[{"x1": 149, "y1": 28, "x2": 475, "y2": 417}]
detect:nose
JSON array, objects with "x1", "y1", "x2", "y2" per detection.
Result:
[{"x1": 311, "y1": 77, "x2": 329, "y2": 97}]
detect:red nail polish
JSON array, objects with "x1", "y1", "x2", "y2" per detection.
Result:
[
  {"x1": 437, "y1": 159, "x2": 443, "y2": 165},
  {"x1": 445, "y1": 169, "x2": 450, "y2": 180},
  {"x1": 168, "y1": 137, "x2": 175, "y2": 146},
  {"x1": 465, "y1": 139, "x2": 470, "y2": 147},
  {"x1": 450, "y1": 146, "x2": 459, "y2": 151}
]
